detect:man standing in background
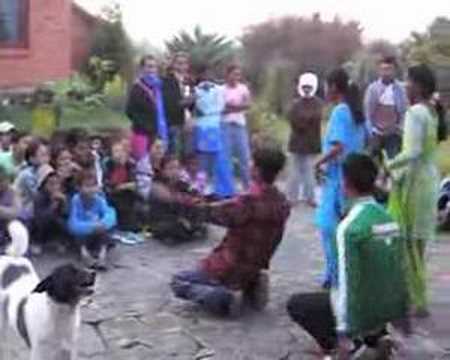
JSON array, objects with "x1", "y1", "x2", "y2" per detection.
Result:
[
  {"x1": 163, "y1": 52, "x2": 194, "y2": 156},
  {"x1": 286, "y1": 72, "x2": 323, "y2": 207},
  {"x1": 364, "y1": 56, "x2": 408, "y2": 158}
]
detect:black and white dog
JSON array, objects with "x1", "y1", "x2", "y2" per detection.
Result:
[{"x1": 0, "y1": 221, "x2": 96, "y2": 360}]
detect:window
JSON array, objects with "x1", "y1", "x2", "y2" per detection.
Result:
[{"x1": 0, "y1": 0, "x2": 29, "y2": 48}]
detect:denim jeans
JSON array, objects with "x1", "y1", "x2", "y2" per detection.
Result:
[
  {"x1": 171, "y1": 270, "x2": 234, "y2": 315},
  {"x1": 286, "y1": 153, "x2": 316, "y2": 203},
  {"x1": 221, "y1": 123, "x2": 251, "y2": 190}
]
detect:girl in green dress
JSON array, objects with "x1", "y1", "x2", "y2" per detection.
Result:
[{"x1": 387, "y1": 64, "x2": 446, "y2": 316}]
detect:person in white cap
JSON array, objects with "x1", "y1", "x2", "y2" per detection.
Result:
[
  {"x1": 286, "y1": 72, "x2": 323, "y2": 207},
  {"x1": 0, "y1": 121, "x2": 16, "y2": 153}
]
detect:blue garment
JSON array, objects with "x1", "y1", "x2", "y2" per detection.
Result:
[
  {"x1": 68, "y1": 193, "x2": 117, "y2": 238},
  {"x1": 316, "y1": 103, "x2": 366, "y2": 285},
  {"x1": 194, "y1": 82, "x2": 235, "y2": 198},
  {"x1": 142, "y1": 75, "x2": 169, "y2": 148},
  {"x1": 222, "y1": 123, "x2": 251, "y2": 190},
  {"x1": 171, "y1": 270, "x2": 234, "y2": 315},
  {"x1": 194, "y1": 82, "x2": 225, "y2": 153}
]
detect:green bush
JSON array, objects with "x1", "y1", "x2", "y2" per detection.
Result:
[{"x1": 247, "y1": 99, "x2": 289, "y2": 148}]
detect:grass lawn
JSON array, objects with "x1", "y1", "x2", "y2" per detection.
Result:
[{"x1": 0, "y1": 104, "x2": 128, "y2": 133}]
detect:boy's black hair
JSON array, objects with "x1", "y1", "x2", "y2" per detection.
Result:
[
  {"x1": 160, "y1": 154, "x2": 178, "y2": 171},
  {"x1": 78, "y1": 169, "x2": 98, "y2": 188},
  {"x1": 380, "y1": 55, "x2": 397, "y2": 67},
  {"x1": 343, "y1": 153, "x2": 378, "y2": 194},
  {"x1": 252, "y1": 143, "x2": 286, "y2": 184},
  {"x1": 24, "y1": 139, "x2": 42, "y2": 164}
]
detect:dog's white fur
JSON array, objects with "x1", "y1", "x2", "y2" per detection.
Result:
[{"x1": 0, "y1": 221, "x2": 81, "y2": 360}]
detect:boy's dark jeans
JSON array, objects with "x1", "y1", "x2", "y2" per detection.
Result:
[
  {"x1": 34, "y1": 216, "x2": 69, "y2": 247},
  {"x1": 171, "y1": 270, "x2": 235, "y2": 315},
  {"x1": 287, "y1": 292, "x2": 388, "y2": 354}
]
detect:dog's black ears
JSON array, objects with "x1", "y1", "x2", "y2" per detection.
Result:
[{"x1": 33, "y1": 275, "x2": 53, "y2": 294}]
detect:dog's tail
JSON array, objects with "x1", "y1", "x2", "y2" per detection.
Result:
[{"x1": 5, "y1": 221, "x2": 29, "y2": 257}]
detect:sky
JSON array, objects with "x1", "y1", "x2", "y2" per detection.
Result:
[{"x1": 76, "y1": 0, "x2": 450, "y2": 47}]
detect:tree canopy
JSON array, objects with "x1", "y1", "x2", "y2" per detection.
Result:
[{"x1": 165, "y1": 26, "x2": 236, "y2": 75}]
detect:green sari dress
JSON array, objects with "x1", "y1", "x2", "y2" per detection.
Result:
[{"x1": 387, "y1": 103, "x2": 440, "y2": 313}]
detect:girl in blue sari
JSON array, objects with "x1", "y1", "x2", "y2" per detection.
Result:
[
  {"x1": 315, "y1": 69, "x2": 367, "y2": 288},
  {"x1": 194, "y1": 67, "x2": 235, "y2": 198}
]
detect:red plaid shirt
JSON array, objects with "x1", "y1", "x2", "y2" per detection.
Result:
[{"x1": 199, "y1": 185, "x2": 291, "y2": 289}]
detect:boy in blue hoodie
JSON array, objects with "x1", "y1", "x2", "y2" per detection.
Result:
[{"x1": 68, "y1": 170, "x2": 117, "y2": 270}]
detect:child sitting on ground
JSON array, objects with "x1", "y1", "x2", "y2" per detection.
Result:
[
  {"x1": 33, "y1": 166, "x2": 69, "y2": 254},
  {"x1": 14, "y1": 140, "x2": 50, "y2": 254},
  {"x1": 149, "y1": 155, "x2": 205, "y2": 245},
  {"x1": 68, "y1": 170, "x2": 117, "y2": 270},
  {"x1": 150, "y1": 137, "x2": 166, "y2": 177},
  {"x1": 287, "y1": 154, "x2": 408, "y2": 360},
  {"x1": 0, "y1": 131, "x2": 32, "y2": 178},
  {"x1": 179, "y1": 153, "x2": 209, "y2": 196},
  {"x1": 103, "y1": 140, "x2": 138, "y2": 232},
  {"x1": 52, "y1": 145, "x2": 80, "y2": 198},
  {"x1": 0, "y1": 165, "x2": 20, "y2": 252},
  {"x1": 166, "y1": 143, "x2": 291, "y2": 316}
]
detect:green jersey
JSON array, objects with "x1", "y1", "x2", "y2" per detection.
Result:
[{"x1": 332, "y1": 197, "x2": 408, "y2": 336}]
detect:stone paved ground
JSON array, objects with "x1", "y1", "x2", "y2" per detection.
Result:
[{"x1": 6, "y1": 204, "x2": 450, "y2": 359}]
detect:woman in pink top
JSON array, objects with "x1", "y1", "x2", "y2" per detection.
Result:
[{"x1": 222, "y1": 65, "x2": 252, "y2": 191}]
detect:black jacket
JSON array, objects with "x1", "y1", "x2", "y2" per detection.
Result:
[
  {"x1": 126, "y1": 82, "x2": 157, "y2": 136},
  {"x1": 162, "y1": 75, "x2": 185, "y2": 127}
]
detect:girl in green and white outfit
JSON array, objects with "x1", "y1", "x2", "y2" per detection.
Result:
[{"x1": 387, "y1": 64, "x2": 446, "y2": 316}]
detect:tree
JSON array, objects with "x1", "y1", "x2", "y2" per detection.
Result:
[
  {"x1": 88, "y1": 1, "x2": 134, "y2": 84},
  {"x1": 165, "y1": 26, "x2": 236, "y2": 75},
  {"x1": 402, "y1": 17, "x2": 450, "y2": 66},
  {"x1": 241, "y1": 13, "x2": 362, "y2": 113},
  {"x1": 402, "y1": 17, "x2": 450, "y2": 103}
]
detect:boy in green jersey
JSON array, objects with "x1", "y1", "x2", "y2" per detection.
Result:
[{"x1": 288, "y1": 153, "x2": 408, "y2": 359}]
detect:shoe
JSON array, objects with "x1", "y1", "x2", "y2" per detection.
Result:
[
  {"x1": 81, "y1": 246, "x2": 96, "y2": 269},
  {"x1": 244, "y1": 271, "x2": 270, "y2": 311}
]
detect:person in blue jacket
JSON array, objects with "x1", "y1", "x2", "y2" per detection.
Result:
[
  {"x1": 193, "y1": 65, "x2": 235, "y2": 198},
  {"x1": 68, "y1": 170, "x2": 117, "y2": 270}
]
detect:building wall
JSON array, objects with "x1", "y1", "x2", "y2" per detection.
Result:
[
  {"x1": 71, "y1": 6, "x2": 97, "y2": 70},
  {"x1": 0, "y1": 0, "x2": 72, "y2": 89}
]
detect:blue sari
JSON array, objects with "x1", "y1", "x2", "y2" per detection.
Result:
[
  {"x1": 316, "y1": 103, "x2": 366, "y2": 285},
  {"x1": 194, "y1": 82, "x2": 235, "y2": 198}
]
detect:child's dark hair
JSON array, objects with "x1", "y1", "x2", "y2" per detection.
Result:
[
  {"x1": 380, "y1": 55, "x2": 397, "y2": 67},
  {"x1": 139, "y1": 54, "x2": 156, "y2": 68},
  {"x1": 11, "y1": 131, "x2": 27, "y2": 144},
  {"x1": 24, "y1": 139, "x2": 42, "y2": 164},
  {"x1": 78, "y1": 169, "x2": 98, "y2": 187},
  {"x1": 343, "y1": 153, "x2": 378, "y2": 194},
  {"x1": 160, "y1": 154, "x2": 178, "y2": 171},
  {"x1": 252, "y1": 143, "x2": 286, "y2": 184},
  {"x1": 327, "y1": 68, "x2": 364, "y2": 124},
  {"x1": 226, "y1": 64, "x2": 240, "y2": 76}
]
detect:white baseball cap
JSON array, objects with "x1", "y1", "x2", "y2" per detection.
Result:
[{"x1": 0, "y1": 122, "x2": 15, "y2": 133}]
